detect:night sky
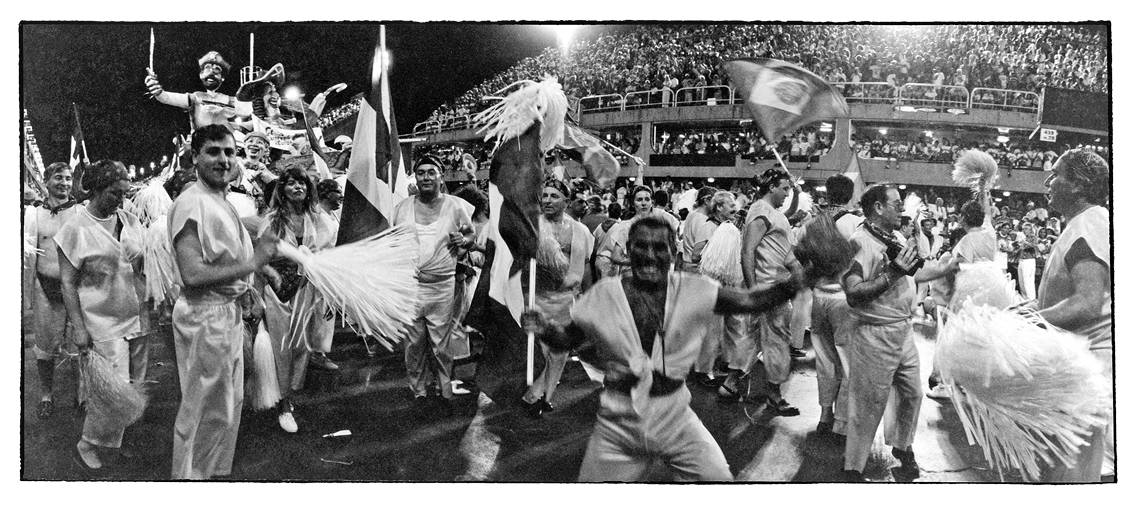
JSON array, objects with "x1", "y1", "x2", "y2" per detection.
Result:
[{"x1": 20, "y1": 22, "x2": 609, "y2": 168}]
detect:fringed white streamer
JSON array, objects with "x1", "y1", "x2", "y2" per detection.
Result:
[
  {"x1": 699, "y1": 222, "x2": 743, "y2": 285},
  {"x1": 80, "y1": 351, "x2": 147, "y2": 427},
  {"x1": 246, "y1": 321, "x2": 283, "y2": 411},
  {"x1": 472, "y1": 77, "x2": 568, "y2": 152},
  {"x1": 949, "y1": 262, "x2": 1021, "y2": 313},
  {"x1": 953, "y1": 149, "x2": 999, "y2": 194},
  {"x1": 132, "y1": 178, "x2": 172, "y2": 227},
  {"x1": 935, "y1": 301, "x2": 1111, "y2": 481},
  {"x1": 142, "y1": 220, "x2": 178, "y2": 308},
  {"x1": 274, "y1": 225, "x2": 419, "y2": 351}
]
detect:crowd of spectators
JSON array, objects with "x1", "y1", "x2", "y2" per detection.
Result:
[
  {"x1": 318, "y1": 98, "x2": 362, "y2": 130},
  {"x1": 424, "y1": 24, "x2": 1106, "y2": 124},
  {"x1": 652, "y1": 125, "x2": 833, "y2": 162},
  {"x1": 851, "y1": 134, "x2": 1063, "y2": 168}
]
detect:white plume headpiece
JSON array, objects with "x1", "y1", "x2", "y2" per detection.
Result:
[{"x1": 472, "y1": 77, "x2": 568, "y2": 153}]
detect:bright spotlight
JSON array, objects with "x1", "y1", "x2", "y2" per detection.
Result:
[
  {"x1": 996, "y1": 135, "x2": 1009, "y2": 144},
  {"x1": 707, "y1": 177, "x2": 715, "y2": 183},
  {"x1": 551, "y1": 25, "x2": 579, "y2": 52},
  {"x1": 1003, "y1": 191, "x2": 1011, "y2": 197},
  {"x1": 283, "y1": 85, "x2": 303, "y2": 101},
  {"x1": 878, "y1": 128, "x2": 888, "y2": 135}
]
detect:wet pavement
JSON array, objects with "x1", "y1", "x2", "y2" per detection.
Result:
[{"x1": 21, "y1": 316, "x2": 1011, "y2": 482}]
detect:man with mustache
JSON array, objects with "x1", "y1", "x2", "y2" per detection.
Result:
[{"x1": 145, "y1": 51, "x2": 251, "y2": 131}]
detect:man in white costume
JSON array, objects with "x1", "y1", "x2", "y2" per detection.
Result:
[
  {"x1": 393, "y1": 156, "x2": 475, "y2": 407},
  {"x1": 168, "y1": 125, "x2": 277, "y2": 479}
]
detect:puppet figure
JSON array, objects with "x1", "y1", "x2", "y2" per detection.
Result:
[{"x1": 145, "y1": 51, "x2": 252, "y2": 131}]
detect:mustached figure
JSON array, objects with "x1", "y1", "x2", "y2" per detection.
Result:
[{"x1": 145, "y1": 51, "x2": 253, "y2": 131}]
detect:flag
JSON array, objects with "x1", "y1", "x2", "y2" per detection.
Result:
[
  {"x1": 842, "y1": 154, "x2": 865, "y2": 207},
  {"x1": 481, "y1": 122, "x2": 544, "y2": 323},
  {"x1": 558, "y1": 124, "x2": 621, "y2": 188},
  {"x1": 336, "y1": 25, "x2": 402, "y2": 245},
  {"x1": 722, "y1": 58, "x2": 849, "y2": 144},
  {"x1": 70, "y1": 103, "x2": 89, "y2": 200}
]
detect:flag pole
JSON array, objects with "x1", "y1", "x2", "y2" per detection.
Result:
[
  {"x1": 527, "y1": 257, "x2": 537, "y2": 386},
  {"x1": 148, "y1": 28, "x2": 155, "y2": 72},
  {"x1": 249, "y1": 33, "x2": 254, "y2": 75}
]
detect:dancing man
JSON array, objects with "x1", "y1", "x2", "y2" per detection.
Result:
[
  {"x1": 524, "y1": 217, "x2": 803, "y2": 481},
  {"x1": 169, "y1": 124, "x2": 277, "y2": 479}
]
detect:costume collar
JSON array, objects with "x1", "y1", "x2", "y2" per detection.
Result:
[{"x1": 43, "y1": 198, "x2": 77, "y2": 216}]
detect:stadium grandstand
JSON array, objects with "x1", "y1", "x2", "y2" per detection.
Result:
[{"x1": 317, "y1": 23, "x2": 1109, "y2": 205}]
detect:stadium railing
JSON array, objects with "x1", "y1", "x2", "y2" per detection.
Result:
[
  {"x1": 417, "y1": 82, "x2": 1048, "y2": 132},
  {"x1": 969, "y1": 88, "x2": 1041, "y2": 113},
  {"x1": 898, "y1": 83, "x2": 971, "y2": 111}
]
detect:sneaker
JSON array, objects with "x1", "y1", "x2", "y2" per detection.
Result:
[
  {"x1": 309, "y1": 353, "x2": 340, "y2": 371},
  {"x1": 278, "y1": 411, "x2": 298, "y2": 433},
  {"x1": 926, "y1": 384, "x2": 952, "y2": 401},
  {"x1": 892, "y1": 447, "x2": 920, "y2": 481}
]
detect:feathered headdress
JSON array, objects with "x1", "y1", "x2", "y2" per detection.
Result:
[
  {"x1": 952, "y1": 149, "x2": 999, "y2": 195},
  {"x1": 472, "y1": 77, "x2": 568, "y2": 153}
]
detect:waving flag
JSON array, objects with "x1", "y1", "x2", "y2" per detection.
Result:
[
  {"x1": 69, "y1": 103, "x2": 90, "y2": 200},
  {"x1": 336, "y1": 25, "x2": 402, "y2": 245},
  {"x1": 558, "y1": 124, "x2": 620, "y2": 188},
  {"x1": 722, "y1": 58, "x2": 849, "y2": 143}
]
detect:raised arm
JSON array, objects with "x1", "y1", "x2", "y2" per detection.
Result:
[{"x1": 145, "y1": 69, "x2": 191, "y2": 110}]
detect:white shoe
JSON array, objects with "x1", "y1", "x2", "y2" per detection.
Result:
[
  {"x1": 926, "y1": 384, "x2": 952, "y2": 401},
  {"x1": 278, "y1": 411, "x2": 298, "y2": 433}
]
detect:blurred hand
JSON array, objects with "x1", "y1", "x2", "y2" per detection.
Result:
[
  {"x1": 890, "y1": 244, "x2": 919, "y2": 273},
  {"x1": 521, "y1": 310, "x2": 546, "y2": 336},
  {"x1": 253, "y1": 235, "x2": 279, "y2": 267}
]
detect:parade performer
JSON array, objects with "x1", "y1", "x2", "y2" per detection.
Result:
[
  {"x1": 145, "y1": 51, "x2": 251, "y2": 131},
  {"x1": 393, "y1": 156, "x2": 476, "y2": 406},
  {"x1": 802, "y1": 174, "x2": 861, "y2": 435},
  {"x1": 24, "y1": 162, "x2": 83, "y2": 420},
  {"x1": 594, "y1": 185, "x2": 666, "y2": 278},
  {"x1": 1032, "y1": 149, "x2": 1113, "y2": 482},
  {"x1": 520, "y1": 178, "x2": 594, "y2": 417},
  {"x1": 841, "y1": 184, "x2": 960, "y2": 482},
  {"x1": 168, "y1": 125, "x2": 278, "y2": 479},
  {"x1": 55, "y1": 160, "x2": 146, "y2": 472},
  {"x1": 253, "y1": 168, "x2": 339, "y2": 433},
  {"x1": 720, "y1": 168, "x2": 798, "y2": 414},
  {"x1": 678, "y1": 186, "x2": 719, "y2": 273},
  {"x1": 694, "y1": 190, "x2": 747, "y2": 387},
  {"x1": 524, "y1": 217, "x2": 803, "y2": 481}
]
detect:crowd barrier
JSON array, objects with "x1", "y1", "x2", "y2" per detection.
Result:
[{"x1": 414, "y1": 82, "x2": 1049, "y2": 133}]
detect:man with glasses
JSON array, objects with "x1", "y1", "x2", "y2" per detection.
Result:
[{"x1": 841, "y1": 184, "x2": 959, "y2": 482}]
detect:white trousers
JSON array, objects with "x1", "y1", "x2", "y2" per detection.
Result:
[
  {"x1": 579, "y1": 388, "x2": 732, "y2": 482},
  {"x1": 844, "y1": 320, "x2": 923, "y2": 472},
  {"x1": 171, "y1": 298, "x2": 244, "y2": 480}
]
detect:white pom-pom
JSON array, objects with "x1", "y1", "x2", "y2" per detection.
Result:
[
  {"x1": 274, "y1": 225, "x2": 420, "y2": 351},
  {"x1": 935, "y1": 302, "x2": 1111, "y2": 481},
  {"x1": 699, "y1": 222, "x2": 743, "y2": 285},
  {"x1": 949, "y1": 262, "x2": 1021, "y2": 312},
  {"x1": 953, "y1": 149, "x2": 999, "y2": 194}
]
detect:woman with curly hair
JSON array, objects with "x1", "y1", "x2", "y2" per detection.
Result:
[{"x1": 254, "y1": 168, "x2": 338, "y2": 433}]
